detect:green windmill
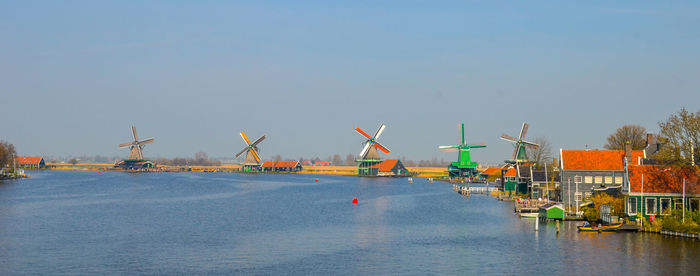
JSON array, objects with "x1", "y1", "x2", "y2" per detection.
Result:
[
  {"x1": 439, "y1": 123, "x2": 487, "y2": 177},
  {"x1": 500, "y1": 122, "x2": 539, "y2": 194},
  {"x1": 500, "y1": 122, "x2": 539, "y2": 164}
]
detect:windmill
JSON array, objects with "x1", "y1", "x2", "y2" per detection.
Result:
[
  {"x1": 500, "y1": 122, "x2": 539, "y2": 194},
  {"x1": 235, "y1": 131, "x2": 265, "y2": 172},
  {"x1": 500, "y1": 122, "x2": 539, "y2": 164},
  {"x1": 116, "y1": 126, "x2": 155, "y2": 169},
  {"x1": 439, "y1": 123, "x2": 486, "y2": 177},
  {"x1": 356, "y1": 124, "x2": 390, "y2": 160},
  {"x1": 355, "y1": 124, "x2": 392, "y2": 176}
]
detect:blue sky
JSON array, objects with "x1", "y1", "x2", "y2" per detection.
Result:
[{"x1": 1, "y1": 1, "x2": 699, "y2": 163}]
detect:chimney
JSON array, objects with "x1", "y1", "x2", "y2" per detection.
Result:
[
  {"x1": 625, "y1": 141, "x2": 632, "y2": 163},
  {"x1": 646, "y1": 133, "x2": 655, "y2": 146}
]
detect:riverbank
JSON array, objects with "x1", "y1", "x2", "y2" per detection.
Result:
[{"x1": 44, "y1": 163, "x2": 448, "y2": 177}]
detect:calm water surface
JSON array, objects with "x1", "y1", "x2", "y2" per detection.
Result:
[{"x1": 1, "y1": 171, "x2": 698, "y2": 275}]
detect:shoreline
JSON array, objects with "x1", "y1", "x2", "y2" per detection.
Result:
[{"x1": 42, "y1": 163, "x2": 448, "y2": 178}]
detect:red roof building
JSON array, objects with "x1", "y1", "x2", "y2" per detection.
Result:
[
  {"x1": 261, "y1": 161, "x2": 303, "y2": 172},
  {"x1": 15, "y1": 156, "x2": 45, "y2": 169},
  {"x1": 560, "y1": 150, "x2": 645, "y2": 171},
  {"x1": 314, "y1": 161, "x2": 331, "y2": 166},
  {"x1": 625, "y1": 164, "x2": 700, "y2": 219},
  {"x1": 559, "y1": 149, "x2": 645, "y2": 207},
  {"x1": 365, "y1": 159, "x2": 411, "y2": 176}
]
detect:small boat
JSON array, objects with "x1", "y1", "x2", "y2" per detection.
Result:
[
  {"x1": 577, "y1": 223, "x2": 623, "y2": 232},
  {"x1": 519, "y1": 212, "x2": 539, "y2": 218}
]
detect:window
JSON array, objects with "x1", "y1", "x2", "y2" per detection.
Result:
[
  {"x1": 575, "y1": 192, "x2": 583, "y2": 202},
  {"x1": 615, "y1": 176, "x2": 623, "y2": 184},
  {"x1": 605, "y1": 176, "x2": 613, "y2": 184},
  {"x1": 628, "y1": 197, "x2": 637, "y2": 215},
  {"x1": 646, "y1": 198, "x2": 657, "y2": 215},
  {"x1": 674, "y1": 198, "x2": 684, "y2": 209},
  {"x1": 585, "y1": 176, "x2": 593, "y2": 184},
  {"x1": 584, "y1": 192, "x2": 592, "y2": 200},
  {"x1": 594, "y1": 176, "x2": 603, "y2": 184},
  {"x1": 660, "y1": 198, "x2": 671, "y2": 215},
  {"x1": 691, "y1": 199, "x2": 700, "y2": 211}
]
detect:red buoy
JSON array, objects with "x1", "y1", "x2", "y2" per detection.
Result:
[
  {"x1": 352, "y1": 198, "x2": 358, "y2": 204},
  {"x1": 98, "y1": 171, "x2": 101, "y2": 173},
  {"x1": 315, "y1": 178, "x2": 319, "y2": 182}
]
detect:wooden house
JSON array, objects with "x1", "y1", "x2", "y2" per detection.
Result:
[
  {"x1": 15, "y1": 156, "x2": 45, "y2": 169},
  {"x1": 559, "y1": 148, "x2": 645, "y2": 208},
  {"x1": 364, "y1": 159, "x2": 411, "y2": 177},
  {"x1": 261, "y1": 161, "x2": 303, "y2": 173},
  {"x1": 625, "y1": 164, "x2": 700, "y2": 220}
]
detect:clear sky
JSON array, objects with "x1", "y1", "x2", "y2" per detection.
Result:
[{"x1": 2, "y1": 1, "x2": 699, "y2": 164}]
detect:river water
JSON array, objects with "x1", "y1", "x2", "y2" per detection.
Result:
[{"x1": 0, "y1": 171, "x2": 698, "y2": 275}]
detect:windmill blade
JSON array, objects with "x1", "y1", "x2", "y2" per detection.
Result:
[
  {"x1": 522, "y1": 140, "x2": 539, "y2": 147},
  {"x1": 132, "y1": 126, "x2": 139, "y2": 141},
  {"x1": 519, "y1": 122, "x2": 529, "y2": 140},
  {"x1": 512, "y1": 146, "x2": 519, "y2": 160},
  {"x1": 373, "y1": 124, "x2": 386, "y2": 139},
  {"x1": 235, "y1": 147, "x2": 249, "y2": 158},
  {"x1": 119, "y1": 142, "x2": 135, "y2": 148},
  {"x1": 460, "y1": 123, "x2": 465, "y2": 145},
  {"x1": 467, "y1": 142, "x2": 487, "y2": 148},
  {"x1": 137, "y1": 146, "x2": 143, "y2": 160},
  {"x1": 524, "y1": 144, "x2": 539, "y2": 149},
  {"x1": 249, "y1": 148, "x2": 261, "y2": 163},
  {"x1": 139, "y1": 138, "x2": 154, "y2": 145},
  {"x1": 374, "y1": 142, "x2": 390, "y2": 154},
  {"x1": 500, "y1": 134, "x2": 518, "y2": 143},
  {"x1": 439, "y1": 147, "x2": 459, "y2": 152},
  {"x1": 359, "y1": 141, "x2": 372, "y2": 158},
  {"x1": 355, "y1": 127, "x2": 372, "y2": 139},
  {"x1": 240, "y1": 132, "x2": 252, "y2": 145},
  {"x1": 250, "y1": 135, "x2": 266, "y2": 148}
]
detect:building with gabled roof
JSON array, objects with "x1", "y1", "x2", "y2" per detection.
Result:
[
  {"x1": 559, "y1": 148, "x2": 645, "y2": 208},
  {"x1": 363, "y1": 159, "x2": 411, "y2": 177},
  {"x1": 15, "y1": 156, "x2": 45, "y2": 169},
  {"x1": 261, "y1": 161, "x2": 303, "y2": 172},
  {"x1": 625, "y1": 164, "x2": 700, "y2": 220}
]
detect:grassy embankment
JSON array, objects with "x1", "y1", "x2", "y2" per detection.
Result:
[{"x1": 46, "y1": 163, "x2": 448, "y2": 177}]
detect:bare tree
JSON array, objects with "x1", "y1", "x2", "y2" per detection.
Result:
[
  {"x1": 526, "y1": 136, "x2": 552, "y2": 167},
  {"x1": 604, "y1": 125, "x2": 647, "y2": 150},
  {"x1": 345, "y1": 154, "x2": 355, "y2": 165},
  {"x1": 332, "y1": 154, "x2": 342, "y2": 165},
  {"x1": 657, "y1": 108, "x2": 700, "y2": 164},
  {"x1": 0, "y1": 141, "x2": 17, "y2": 168}
]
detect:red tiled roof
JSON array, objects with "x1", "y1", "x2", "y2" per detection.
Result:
[
  {"x1": 368, "y1": 159, "x2": 399, "y2": 172},
  {"x1": 504, "y1": 168, "x2": 517, "y2": 177},
  {"x1": 314, "y1": 161, "x2": 331, "y2": 166},
  {"x1": 15, "y1": 156, "x2": 43, "y2": 165},
  {"x1": 261, "y1": 161, "x2": 300, "y2": 168},
  {"x1": 481, "y1": 168, "x2": 501, "y2": 176},
  {"x1": 628, "y1": 165, "x2": 700, "y2": 194},
  {"x1": 560, "y1": 150, "x2": 645, "y2": 171}
]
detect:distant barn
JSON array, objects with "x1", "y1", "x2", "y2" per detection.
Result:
[
  {"x1": 364, "y1": 159, "x2": 410, "y2": 177},
  {"x1": 261, "y1": 161, "x2": 303, "y2": 173},
  {"x1": 15, "y1": 156, "x2": 45, "y2": 169}
]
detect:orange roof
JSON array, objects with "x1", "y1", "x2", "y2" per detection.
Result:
[
  {"x1": 368, "y1": 159, "x2": 399, "y2": 172},
  {"x1": 560, "y1": 150, "x2": 645, "y2": 171},
  {"x1": 628, "y1": 165, "x2": 700, "y2": 194},
  {"x1": 481, "y1": 168, "x2": 501, "y2": 175},
  {"x1": 314, "y1": 161, "x2": 331, "y2": 165},
  {"x1": 15, "y1": 156, "x2": 43, "y2": 165},
  {"x1": 261, "y1": 161, "x2": 300, "y2": 168},
  {"x1": 504, "y1": 168, "x2": 517, "y2": 177}
]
